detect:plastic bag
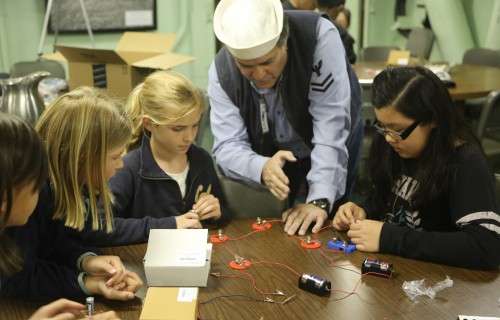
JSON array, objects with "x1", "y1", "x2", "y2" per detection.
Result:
[
  {"x1": 38, "y1": 77, "x2": 68, "y2": 105},
  {"x1": 402, "y1": 275, "x2": 453, "y2": 301}
]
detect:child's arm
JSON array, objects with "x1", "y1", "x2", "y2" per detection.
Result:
[
  {"x1": 0, "y1": 260, "x2": 86, "y2": 300},
  {"x1": 377, "y1": 146, "x2": 500, "y2": 270},
  {"x1": 77, "y1": 215, "x2": 177, "y2": 246},
  {"x1": 378, "y1": 223, "x2": 499, "y2": 269}
]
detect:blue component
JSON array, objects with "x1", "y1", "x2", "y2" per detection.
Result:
[{"x1": 326, "y1": 239, "x2": 356, "y2": 253}]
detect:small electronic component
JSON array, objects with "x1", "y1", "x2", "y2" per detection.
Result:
[
  {"x1": 326, "y1": 238, "x2": 356, "y2": 253},
  {"x1": 251, "y1": 216, "x2": 272, "y2": 231},
  {"x1": 298, "y1": 273, "x2": 331, "y2": 296},
  {"x1": 300, "y1": 236, "x2": 321, "y2": 249},
  {"x1": 228, "y1": 255, "x2": 252, "y2": 270},
  {"x1": 209, "y1": 229, "x2": 229, "y2": 244},
  {"x1": 361, "y1": 258, "x2": 394, "y2": 278},
  {"x1": 86, "y1": 296, "x2": 94, "y2": 318}
]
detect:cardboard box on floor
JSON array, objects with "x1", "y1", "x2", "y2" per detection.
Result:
[{"x1": 45, "y1": 32, "x2": 194, "y2": 97}]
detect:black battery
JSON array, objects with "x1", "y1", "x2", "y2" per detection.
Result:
[
  {"x1": 298, "y1": 273, "x2": 331, "y2": 296},
  {"x1": 361, "y1": 258, "x2": 394, "y2": 278}
]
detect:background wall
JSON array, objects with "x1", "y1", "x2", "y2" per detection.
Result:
[
  {"x1": 346, "y1": 0, "x2": 500, "y2": 63},
  {"x1": 0, "y1": 0, "x2": 215, "y2": 88},
  {"x1": 0, "y1": 0, "x2": 498, "y2": 88}
]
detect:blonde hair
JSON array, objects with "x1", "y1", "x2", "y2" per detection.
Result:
[
  {"x1": 36, "y1": 87, "x2": 132, "y2": 232},
  {"x1": 126, "y1": 71, "x2": 204, "y2": 149}
]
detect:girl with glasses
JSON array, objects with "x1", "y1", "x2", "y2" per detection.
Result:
[{"x1": 332, "y1": 66, "x2": 499, "y2": 269}]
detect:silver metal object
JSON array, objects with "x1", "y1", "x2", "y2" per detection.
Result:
[
  {"x1": 86, "y1": 296, "x2": 94, "y2": 317},
  {"x1": 0, "y1": 72, "x2": 49, "y2": 124},
  {"x1": 256, "y1": 217, "x2": 262, "y2": 225}
]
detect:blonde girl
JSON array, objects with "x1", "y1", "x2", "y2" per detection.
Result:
[
  {"x1": 0, "y1": 88, "x2": 142, "y2": 301},
  {"x1": 0, "y1": 111, "x2": 138, "y2": 312},
  {"x1": 82, "y1": 71, "x2": 229, "y2": 246}
]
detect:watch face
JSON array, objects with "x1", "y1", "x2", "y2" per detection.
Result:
[{"x1": 311, "y1": 199, "x2": 329, "y2": 210}]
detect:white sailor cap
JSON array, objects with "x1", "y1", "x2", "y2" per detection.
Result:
[{"x1": 213, "y1": 0, "x2": 284, "y2": 60}]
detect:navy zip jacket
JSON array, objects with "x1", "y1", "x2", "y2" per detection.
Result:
[
  {"x1": 78, "y1": 135, "x2": 231, "y2": 246},
  {"x1": 1, "y1": 182, "x2": 94, "y2": 300}
]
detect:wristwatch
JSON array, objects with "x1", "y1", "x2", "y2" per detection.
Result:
[{"x1": 308, "y1": 198, "x2": 330, "y2": 213}]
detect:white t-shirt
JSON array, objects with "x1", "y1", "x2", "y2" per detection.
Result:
[{"x1": 166, "y1": 164, "x2": 190, "y2": 198}]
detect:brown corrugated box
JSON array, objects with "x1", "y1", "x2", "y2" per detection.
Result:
[
  {"x1": 45, "y1": 32, "x2": 194, "y2": 97},
  {"x1": 140, "y1": 287, "x2": 198, "y2": 320}
]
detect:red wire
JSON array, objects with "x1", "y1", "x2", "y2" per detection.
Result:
[
  {"x1": 331, "y1": 277, "x2": 362, "y2": 301},
  {"x1": 220, "y1": 243, "x2": 238, "y2": 257},
  {"x1": 251, "y1": 260, "x2": 301, "y2": 277},
  {"x1": 317, "y1": 223, "x2": 332, "y2": 233},
  {"x1": 228, "y1": 230, "x2": 261, "y2": 241},
  {"x1": 215, "y1": 271, "x2": 276, "y2": 296},
  {"x1": 265, "y1": 219, "x2": 283, "y2": 224}
]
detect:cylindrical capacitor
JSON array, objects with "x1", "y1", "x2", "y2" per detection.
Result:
[
  {"x1": 298, "y1": 273, "x2": 331, "y2": 296},
  {"x1": 86, "y1": 296, "x2": 94, "y2": 317}
]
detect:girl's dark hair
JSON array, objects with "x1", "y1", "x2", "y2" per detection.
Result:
[
  {"x1": 0, "y1": 112, "x2": 48, "y2": 276},
  {"x1": 368, "y1": 66, "x2": 479, "y2": 212}
]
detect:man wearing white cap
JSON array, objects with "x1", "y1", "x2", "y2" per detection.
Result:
[{"x1": 208, "y1": 0, "x2": 362, "y2": 236}]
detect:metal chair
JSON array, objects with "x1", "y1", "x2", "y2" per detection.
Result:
[
  {"x1": 405, "y1": 28, "x2": 434, "y2": 60},
  {"x1": 360, "y1": 46, "x2": 399, "y2": 62},
  {"x1": 476, "y1": 91, "x2": 500, "y2": 162},
  {"x1": 463, "y1": 48, "x2": 500, "y2": 68},
  {"x1": 10, "y1": 59, "x2": 66, "y2": 79}
]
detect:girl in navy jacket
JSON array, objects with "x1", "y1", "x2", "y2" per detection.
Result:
[
  {"x1": 1, "y1": 88, "x2": 142, "y2": 301},
  {"x1": 80, "y1": 71, "x2": 230, "y2": 246}
]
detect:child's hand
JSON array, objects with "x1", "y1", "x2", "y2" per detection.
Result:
[
  {"x1": 109, "y1": 270, "x2": 143, "y2": 294},
  {"x1": 79, "y1": 311, "x2": 121, "y2": 320},
  {"x1": 84, "y1": 270, "x2": 142, "y2": 301},
  {"x1": 82, "y1": 255, "x2": 126, "y2": 287},
  {"x1": 29, "y1": 298, "x2": 84, "y2": 320},
  {"x1": 347, "y1": 219, "x2": 384, "y2": 252},
  {"x1": 192, "y1": 193, "x2": 221, "y2": 220},
  {"x1": 332, "y1": 202, "x2": 366, "y2": 231},
  {"x1": 175, "y1": 211, "x2": 202, "y2": 229}
]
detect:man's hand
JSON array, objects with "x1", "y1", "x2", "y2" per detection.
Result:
[
  {"x1": 282, "y1": 203, "x2": 328, "y2": 235},
  {"x1": 261, "y1": 150, "x2": 297, "y2": 200},
  {"x1": 192, "y1": 194, "x2": 221, "y2": 221},
  {"x1": 347, "y1": 219, "x2": 384, "y2": 252},
  {"x1": 332, "y1": 202, "x2": 367, "y2": 231}
]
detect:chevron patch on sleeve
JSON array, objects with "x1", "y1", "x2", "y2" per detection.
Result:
[{"x1": 311, "y1": 73, "x2": 334, "y2": 92}]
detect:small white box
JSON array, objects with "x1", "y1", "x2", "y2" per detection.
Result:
[{"x1": 144, "y1": 229, "x2": 212, "y2": 287}]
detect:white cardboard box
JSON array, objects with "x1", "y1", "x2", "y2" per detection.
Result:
[{"x1": 144, "y1": 229, "x2": 212, "y2": 287}]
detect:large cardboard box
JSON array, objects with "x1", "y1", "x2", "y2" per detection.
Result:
[
  {"x1": 140, "y1": 287, "x2": 198, "y2": 320},
  {"x1": 47, "y1": 32, "x2": 194, "y2": 97}
]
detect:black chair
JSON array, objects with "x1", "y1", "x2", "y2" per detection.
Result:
[
  {"x1": 360, "y1": 46, "x2": 399, "y2": 62},
  {"x1": 476, "y1": 91, "x2": 500, "y2": 166},
  {"x1": 462, "y1": 49, "x2": 500, "y2": 124},
  {"x1": 463, "y1": 48, "x2": 500, "y2": 68}
]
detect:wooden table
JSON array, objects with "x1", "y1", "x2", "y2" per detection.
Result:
[
  {"x1": 1, "y1": 219, "x2": 499, "y2": 319},
  {"x1": 353, "y1": 61, "x2": 500, "y2": 101}
]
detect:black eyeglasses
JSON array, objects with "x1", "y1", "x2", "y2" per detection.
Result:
[{"x1": 373, "y1": 120, "x2": 421, "y2": 142}]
